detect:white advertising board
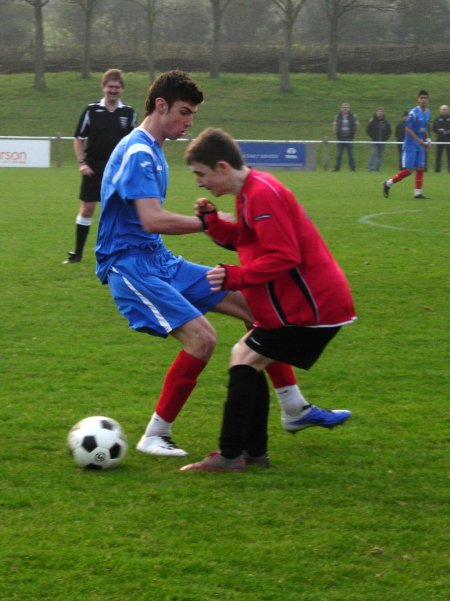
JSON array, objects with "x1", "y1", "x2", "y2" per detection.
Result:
[{"x1": 0, "y1": 139, "x2": 50, "y2": 168}]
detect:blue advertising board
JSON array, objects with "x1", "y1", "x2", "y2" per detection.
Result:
[{"x1": 238, "y1": 141, "x2": 311, "y2": 169}]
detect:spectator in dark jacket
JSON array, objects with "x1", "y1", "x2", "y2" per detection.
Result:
[
  {"x1": 366, "y1": 107, "x2": 391, "y2": 172},
  {"x1": 395, "y1": 111, "x2": 408, "y2": 169},
  {"x1": 433, "y1": 104, "x2": 450, "y2": 172}
]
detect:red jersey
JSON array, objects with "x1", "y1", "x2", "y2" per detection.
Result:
[{"x1": 204, "y1": 169, "x2": 356, "y2": 329}]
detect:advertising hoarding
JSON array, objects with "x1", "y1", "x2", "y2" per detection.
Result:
[
  {"x1": 238, "y1": 141, "x2": 316, "y2": 170},
  {"x1": 0, "y1": 139, "x2": 51, "y2": 168}
]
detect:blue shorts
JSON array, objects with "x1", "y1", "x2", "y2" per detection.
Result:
[
  {"x1": 107, "y1": 253, "x2": 227, "y2": 337},
  {"x1": 402, "y1": 148, "x2": 425, "y2": 170}
]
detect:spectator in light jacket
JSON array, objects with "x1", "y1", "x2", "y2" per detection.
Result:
[{"x1": 333, "y1": 102, "x2": 359, "y2": 171}]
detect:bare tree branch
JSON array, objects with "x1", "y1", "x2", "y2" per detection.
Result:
[
  {"x1": 21, "y1": 0, "x2": 51, "y2": 89},
  {"x1": 324, "y1": 0, "x2": 400, "y2": 79},
  {"x1": 22, "y1": 0, "x2": 51, "y2": 6},
  {"x1": 210, "y1": 0, "x2": 234, "y2": 78},
  {"x1": 271, "y1": 0, "x2": 308, "y2": 92}
]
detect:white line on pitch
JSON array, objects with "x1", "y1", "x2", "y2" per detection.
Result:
[{"x1": 358, "y1": 210, "x2": 450, "y2": 235}]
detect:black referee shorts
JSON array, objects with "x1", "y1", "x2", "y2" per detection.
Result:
[
  {"x1": 245, "y1": 325, "x2": 341, "y2": 370},
  {"x1": 79, "y1": 161, "x2": 107, "y2": 202}
]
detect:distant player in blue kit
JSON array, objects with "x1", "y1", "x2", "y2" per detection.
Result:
[
  {"x1": 96, "y1": 70, "x2": 334, "y2": 459},
  {"x1": 383, "y1": 90, "x2": 431, "y2": 200}
]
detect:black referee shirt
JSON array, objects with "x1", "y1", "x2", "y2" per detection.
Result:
[{"x1": 74, "y1": 99, "x2": 136, "y2": 162}]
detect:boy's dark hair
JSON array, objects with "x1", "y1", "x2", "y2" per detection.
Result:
[
  {"x1": 418, "y1": 89, "x2": 429, "y2": 97},
  {"x1": 102, "y1": 69, "x2": 124, "y2": 88},
  {"x1": 145, "y1": 70, "x2": 203, "y2": 116},
  {"x1": 184, "y1": 127, "x2": 244, "y2": 170}
]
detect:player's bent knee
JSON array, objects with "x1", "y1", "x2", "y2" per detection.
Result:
[
  {"x1": 200, "y1": 329, "x2": 217, "y2": 356},
  {"x1": 184, "y1": 325, "x2": 217, "y2": 360},
  {"x1": 230, "y1": 340, "x2": 267, "y2": 371}
]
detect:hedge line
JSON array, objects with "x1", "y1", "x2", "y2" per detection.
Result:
[{"x1": 1, "y1": 43, "x2": 448, "y2": 74}]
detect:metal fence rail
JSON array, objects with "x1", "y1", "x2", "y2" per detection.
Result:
[{"x1": 1, "y1": 135, "x2": 447, "y2": 170}]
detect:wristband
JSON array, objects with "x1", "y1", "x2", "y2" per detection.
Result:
[
  {"x1": 198, "y1": 215, "x2": 208, "y2": 230},
  {"x1": 197, "y1": 209, "x2": 217, "y2": 231},
  {"x1": 79, "y1": 159, "x2": 87, "y2": 164}
]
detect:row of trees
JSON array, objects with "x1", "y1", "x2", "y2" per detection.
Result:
[{"x1": 3, "y1": 0, "x2": 450, "y2": 91}]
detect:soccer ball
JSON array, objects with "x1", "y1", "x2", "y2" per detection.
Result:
[{"x1": 67, "y1": 416, "x2": 128, "y2": 470}]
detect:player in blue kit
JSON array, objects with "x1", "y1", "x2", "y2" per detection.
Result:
[
  {"x1": 96, "y1": 70, "x2": 319, "y2": 459},
  {"x1": 383, "y1": 90, "x2": 431, "y2": 200}
]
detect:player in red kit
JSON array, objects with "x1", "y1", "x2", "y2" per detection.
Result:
[{"x1": 181, "y1": 128, "x2": 356, "y2": 472}]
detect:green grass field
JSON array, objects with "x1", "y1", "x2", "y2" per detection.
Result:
[
  {"x1": 2, "y1": 70, "x2": 450, "y2": 139},
  {"x1": 1, "y1": 73, "x2": 449, "y2": 600}
]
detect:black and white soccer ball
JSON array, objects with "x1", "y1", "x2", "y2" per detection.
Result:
[{"x1": 67, "y1": 416, "x2": 128, "y2": 470}]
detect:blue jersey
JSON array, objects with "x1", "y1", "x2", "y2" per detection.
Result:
[
  {"x1": 96, "y1": 128, "x2": 180, "y2": 283},
  {"x1": 403, "y1": 106, "x2": 430, "y2": 151}
]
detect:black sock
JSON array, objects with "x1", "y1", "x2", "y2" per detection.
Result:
[
  {"x1": 219, "y1": 365, "x2": 260, "y2": 459},
  {"x1": 75, "y1": 223, "x2": 90, "y2": 257},
  {"x1": 243, "y1": 371, "x2": 269, "y2": 458}
]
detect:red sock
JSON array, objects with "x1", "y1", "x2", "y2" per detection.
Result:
[
  {"x1": 415, "y1": 168, "x2": 424, "y2": 189},
  {"x1": 265, "y1": 362, "x2": 297, "y2": 387},
  {"x1": 155, "y1": 350, "x2": 207, "y2": 422},
  {"x1": 392, "y1": 169, "x2": 412, "y2": 183}
]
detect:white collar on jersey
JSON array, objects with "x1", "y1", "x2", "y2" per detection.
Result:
[
  {"x1": 99, "y1": 98, "x2": 124, "y2": 109},
  {"x1": 135, "y1": 127, "x2": 157, "y2": 144}
]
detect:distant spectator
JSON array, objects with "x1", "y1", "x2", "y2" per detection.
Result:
[
  {"x1": 366, "y1": 107, "x2": 391, "y2": 172},
  {"x1": 432, "y1": 104, "x2": 450, "y2": 172},
  {"x1": 332, "y1": 102, "x2": 359, "y2": 171},
  {"x1": 395, "y1": 111, "x2": 409, "y2": 169}
]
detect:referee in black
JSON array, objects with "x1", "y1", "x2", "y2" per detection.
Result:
[{"x1": 64, "y1": 68, "x2": 136, "y2": 264}]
